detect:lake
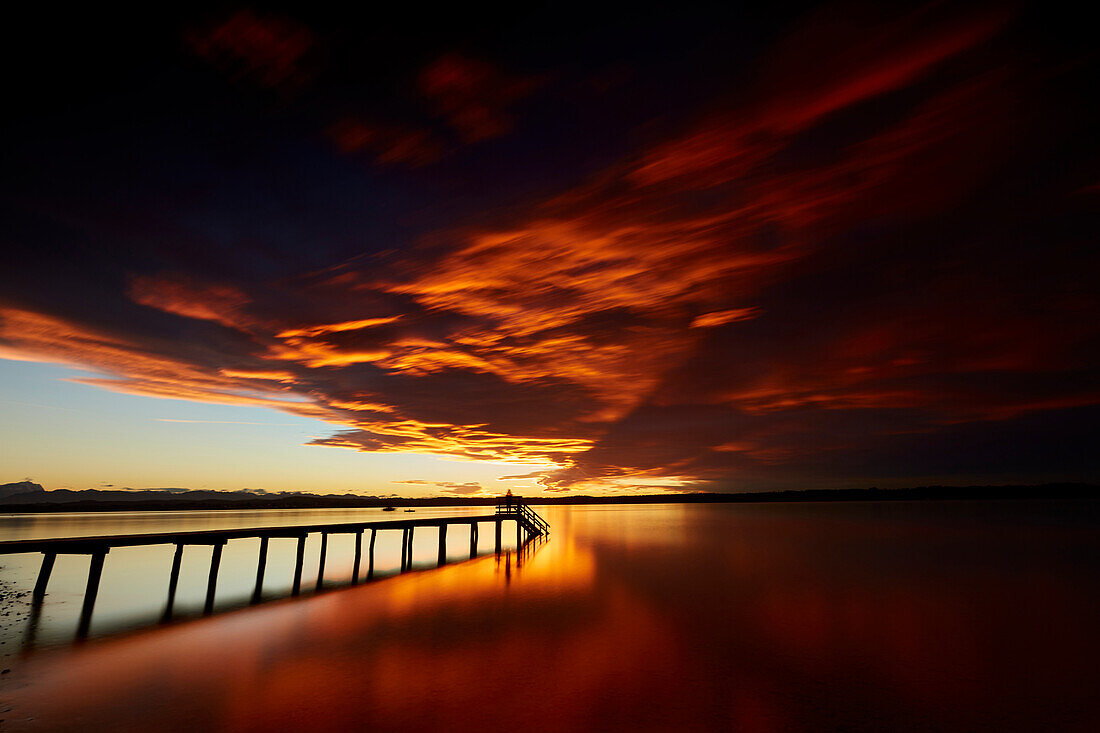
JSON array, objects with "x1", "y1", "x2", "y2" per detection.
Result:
[{"x1": 1, "y1": 501, "x2": 1097, "y2": 731}]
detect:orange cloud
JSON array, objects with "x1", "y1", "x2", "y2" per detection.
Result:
[
  {"x1": 129, "y1": 274, "x2": 253, "y2": 331},
  {"x1": 691, "y1": 308, "x2": 761, "y2": 329},
  {"x1": 277, "y1": 317, "x2": 402, "y2": 339}
]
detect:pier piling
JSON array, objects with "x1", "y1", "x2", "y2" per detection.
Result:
[
  {"x1": 204, "y1": 541, "x2": 224, "y2": 615},
  {"x1": 438, "y1": 524, "x2": 448, "y2": 566},
  {"x1": 316, "y1": 532, "x2": 328, "y2": 591},
  {"x1": 367, "y1": 528, "x2": 376, "y2": 580},
  {"x1": 352, "y1": 531, "x2": 363, "y2": 584},
  {"x1": 33, "y1": 552, "x2": 56, "y2": 601},
  {"x1": 164, "y1": 543, "x2": 184, "y2": 620},
  {"x1": 252, "y1": 537, "x2": 268, "y2": 604},
  {"x1": 292, "y1": 535, "x2": 306, "y2": 595},
  {"x1": 77, "y1": 550, "x2": 107, "y2": 639}
]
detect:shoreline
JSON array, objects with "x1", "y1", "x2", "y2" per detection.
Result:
[{"x1": 0, "y1": 483, "x2": 1096, "y2": 513}]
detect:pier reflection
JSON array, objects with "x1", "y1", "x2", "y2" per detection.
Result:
[{"x1": 2, "y1": 503, "x2": 1097, "y2": 732}]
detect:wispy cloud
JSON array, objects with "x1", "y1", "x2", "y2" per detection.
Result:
[
  {"x1": 155, "y1": 419, "x2": 300, "y2": 426},
  {"x1": 396, "y1": 480, "x2": 488, "y2": 495}
]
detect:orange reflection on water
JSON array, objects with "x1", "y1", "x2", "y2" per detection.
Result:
[{"x1": 3, "y1": 503, "x2": 1098, "y2": 732}]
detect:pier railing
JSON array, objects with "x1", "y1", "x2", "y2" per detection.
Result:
[{"x1": 496, "y1": 497, "x2": 550, "y2": 537}]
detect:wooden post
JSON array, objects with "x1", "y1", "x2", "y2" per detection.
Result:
[
  {"x1": 204, "y1": 542, "x2": 224, "y2": 615},
  {"x1": 77, "y1": 549, "x2": 107, "y2": 639},
  {"x1": 437, "y1": 524, "x2": 448, "y2": 566},
  {"x1": 367, "y1": 528, "x2": 376, "y2": 580},
  {"x1": 316, "y1": 532, "x2": 328, "y2": 591},
  {"x1": 164, "y1": 543, "x2": 184, "y2": 619},
  {"x1": 516, "y1": 519, "x2": 522, "y2": 550},
  {"x1": 33, "y1": 552, "x2": 56, "y2": 600},
  {"x1": 469, "y1": 522, "x2": 478, "y2": 558},
  {"x1": 400, "y1": 528, "x2": 408, "y2": 571},
  {"x1": 252, "y1": 536, "x2": 268, "y2": 604},
  {"x1": 352, "y1": 530, "x2": 363, "y2": 584},
  {"x1": 292, "y1": 534, "x2": 306, "y2": 595},
  {"x1": 495, "y1": 519, "x2": 502, "y2": 554},
  {"x1": 407, "y1": 526, "x2": 415, "y2": 569}
]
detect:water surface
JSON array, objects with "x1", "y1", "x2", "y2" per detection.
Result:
[{"x1": 1, "y1": 501, "x2": 1097, "y2": 731}]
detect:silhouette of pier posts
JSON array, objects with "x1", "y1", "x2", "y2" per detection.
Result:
[
  {"x1": 292, "y1": 534, "x2": 306, "y2": 595},
  {"x1": 367, "y1": 528, "x2": 376, "y2": 579},
  {"x1": 76, "y1": 549, "x2": 108, "y2": 638},
  {"x1": 437, "y1": 524, "x2": 448, "y2": 566},
  {"x1": 203, "y1": 541, "x2": 225, "y2": 615},
  {"x1": 6, "y1": 499, "x2": 549, "y2": 644},
  {"x1": 252, "y1": 537, "x2": 269, "y2": 604},
  {"x1": 351, "y1": 531, "x2": 363, "y2": 584},
  {"x1": 167, "y1": 543, "x2": 184, "y2": 606},
  {"x1": 316, "y1": 533, "x2": 329, "y2": 591},
  {"x1": 33, "y1": 552, "x2": 56, "y2": 601},
  {"x1": 400, "y1": 528, "x2": 408, "y2": 571}
]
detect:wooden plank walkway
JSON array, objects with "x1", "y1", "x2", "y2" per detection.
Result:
[{"x1": 0, "y1": 499, "x2": 550, "y2": 640}]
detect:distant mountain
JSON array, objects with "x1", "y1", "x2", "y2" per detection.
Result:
[
  {"x1": 0, "y1": 482, "x2": 1096, "y2": 513},
  {"x1": 0, "y1": 484, "x2": 332, "y2": 505},
  {"x1": 0, "y1": 481, "x2": 46, "y2": 500}
]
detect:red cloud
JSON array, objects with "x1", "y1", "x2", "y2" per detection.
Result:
[
  {"x1": 188, "y1": 10, "x2": 315, "y2": 90},
  {"x1": 327, "y1": 118, "x2": 444, "y2": 167},
  {"x1": 418, "y1": 54, "x2": 540, "y2": 142}
]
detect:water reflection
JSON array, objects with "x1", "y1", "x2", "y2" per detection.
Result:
[{"x1": 1, "y1": 502, "x2": 1098, "y2": 731}]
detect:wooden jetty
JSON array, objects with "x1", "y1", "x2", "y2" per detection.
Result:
[{"x1": 0, "y1": 497, "x2": 549, "y2": 639}]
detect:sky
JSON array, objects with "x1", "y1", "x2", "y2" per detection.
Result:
[{"x1": 1, "y1": 2, "x2": 1097, "y2": 497}]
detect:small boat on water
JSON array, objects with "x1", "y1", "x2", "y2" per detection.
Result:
[
  {"x1": 404, "y1": 509, "x2": 415, "y2": 512},
  {"x1": 382, "y1": 506, "x2": 396, "y2": 512}
]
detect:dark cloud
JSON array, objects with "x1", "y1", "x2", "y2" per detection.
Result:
[
  {"x1": 326, "y1": 118, "x2": 444, "y2": 168},
  {"x1": 418, "y1": 54, "x2": 542, "y2": 142},
  {"x1": 187, "y1": 10, "x2": 316, "y2": 92},
  {"x1": 1, "y1": 1, "x2": 1097, "y2": 493}
]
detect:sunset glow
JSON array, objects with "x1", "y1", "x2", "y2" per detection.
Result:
[{"x1": 1, "y1": 1, "x2": 1097, "y2": 496}]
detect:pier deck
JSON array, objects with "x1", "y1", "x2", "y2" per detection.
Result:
[{"x1": 0, "y1": 499, "x2": 549, "y2": 639}]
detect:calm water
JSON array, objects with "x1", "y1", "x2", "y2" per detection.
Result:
[{"x1": 0, "y1": 501, "x2": 1097, "y2": 731}]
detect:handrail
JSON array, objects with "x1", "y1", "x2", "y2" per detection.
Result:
[{"x1": 495, "y1": 497, "x2": 550, "y2": 536}]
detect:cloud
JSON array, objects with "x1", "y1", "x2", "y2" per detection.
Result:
[
  {"x1": 187, "y1": 10, "x2": 315, "y2": 91},
  {"x1": 129, "y1": 274, "x2": 253, "y2": 330},
  {"x1": 155, "y1": 418, "x2": 299, "y2": 426},
  {"x1": 325, "y1": 55, "x2": 540, "y2": 167},
  {"x1": 326, "y1": 118, "x2": 444, "y2": 168},
  {"x1": 4, "y1": 1, "x2": 1097, "y2": 495},
  {"x1": 418, "y1": 54, "x2": 540, "y2": 142},
  {"x1": 396, "y1": 480, "x2": 487, "y2": 495}
]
